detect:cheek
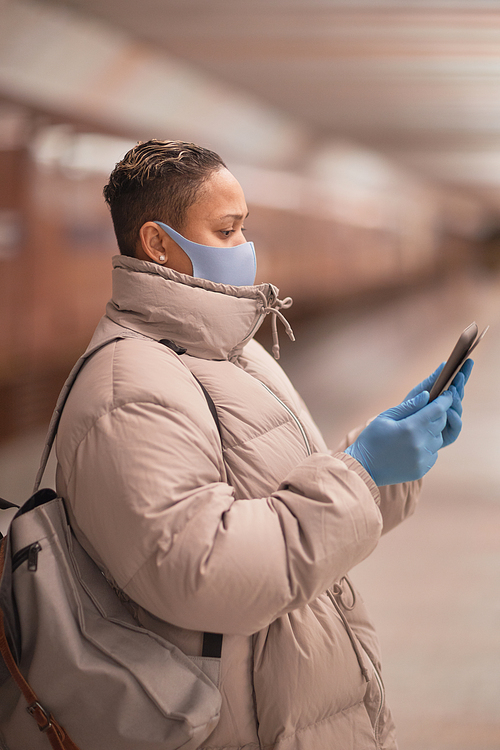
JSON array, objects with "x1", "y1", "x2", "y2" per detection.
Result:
[
  {"x1": 170, "y1": 244, "x2": 193, "y2": 275},
  {"x1": 232, "y1": 229, "x2": 247, "y2": 246}
]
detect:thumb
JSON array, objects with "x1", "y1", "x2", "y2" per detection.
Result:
[{"x1": 383, "y1": 390, "x2": 430, "y2": 421}]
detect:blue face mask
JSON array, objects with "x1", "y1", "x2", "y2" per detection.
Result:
[{"x1": 154, "y1": 221, "x2": 256, "y2": 287}]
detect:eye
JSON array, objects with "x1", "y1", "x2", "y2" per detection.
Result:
[{"x1": 219, "y1": 229, "x2": 233, "y2": 237}]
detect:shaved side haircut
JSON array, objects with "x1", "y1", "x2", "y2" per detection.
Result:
[{"x1": 103, "y1": 140, "x2": 226, "y2": 257}]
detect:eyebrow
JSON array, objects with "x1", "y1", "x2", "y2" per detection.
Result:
[{"x1": 218, "y1": 212, "x2": 249, "y2": 221}]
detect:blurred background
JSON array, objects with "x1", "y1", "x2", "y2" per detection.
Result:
[{"x1": 0, "y1": 0, "x2": 499, "y2": 747}]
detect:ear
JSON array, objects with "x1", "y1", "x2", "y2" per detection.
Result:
[{"x1": 137, "y1": 222, "x2": 170, "y2": 264}]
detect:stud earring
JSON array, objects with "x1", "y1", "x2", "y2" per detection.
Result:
[{"x1": 159, "y1": 255, "x2": 165, "y2": 262}]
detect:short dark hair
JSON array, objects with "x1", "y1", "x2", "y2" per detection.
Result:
[{"x1": 103, "y1": 140, "x2": 226, "y2": 257}]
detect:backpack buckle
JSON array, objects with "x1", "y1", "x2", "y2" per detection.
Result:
[{"x1": 27, "y1": 701, "x2": 52, "y2": 732}]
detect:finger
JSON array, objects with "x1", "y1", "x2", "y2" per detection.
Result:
[
  {"x1": 420, "y1": 447, "x2": 439, "y2": 477},
  {"x1": 385, "y1": 390, "x2": 430, "y2": 421},
  {"x1": 459, "y1": 358, "x2": 474, "y2": 386},
  {"x1": 405, "y1": 363, "x2": 446, "y2": 401},
  {"x1": 444, "y1": 408, "x2": 462, "y2": 443},
  {"x1": 450, "y1": 372, "x2": 465, "y2": 400},
  {"x1": 426, "y1": 433, "x2": 444, "y2": 453},
  {"x1": 426, "y1": 412, "x2": 448, "y2": 437},
  {"x1": 448, "y1": 384, "x2": 463, "y2": 418},
  {"x1": 424, "y1": 390, "x2": 453, "y2": 420},
  {"x1": 421, "y1": 362, "x2": 446, "y2": 391},
  {"x1": 435, "y1": 361, "x2": 446, "y2": 376},
  {"x1": 406, "y1": 392, "x2": 450, "y2": 432}
]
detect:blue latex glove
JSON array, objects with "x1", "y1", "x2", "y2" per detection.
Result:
[
  {"x1": 345, "y1": 390, "x2": 453, "y2": 486},
  {"x1": 403, "y1": 359, "x2": 474, "y2": 448}
]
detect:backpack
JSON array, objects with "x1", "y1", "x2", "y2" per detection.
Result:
[{"x1": 0, "y1": 336, "x2": 223, "y2": 750}]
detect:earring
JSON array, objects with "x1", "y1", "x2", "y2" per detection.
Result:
[{"x1": 159, "y1": 255, "x2": 165, "y2": 262}]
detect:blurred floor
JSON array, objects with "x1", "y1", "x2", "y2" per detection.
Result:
[{"x1": 1, "y1": 268, "x2": 500, "y2": 749}]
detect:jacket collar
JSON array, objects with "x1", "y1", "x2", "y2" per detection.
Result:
[{"x1": 98, "y1": 255, "x2": 289, "y2": 361}]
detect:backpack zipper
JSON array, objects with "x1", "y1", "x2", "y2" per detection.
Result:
[
  {"x1": 259, "y1": 382, "x2": 312, "y2": 456},
  {"x1": 12, "y1": 542, "x2": 41, "y2": 572}
]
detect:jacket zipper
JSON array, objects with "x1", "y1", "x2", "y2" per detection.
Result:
[
  {"x1": 12, "y1": 542, "x2": 41, "y2": 572},
  {"x1": 241, "y1": 310, "x2": 267, "y2": 348},
  {"x1": 328, "y1": 587, "x2": 385, "y2": 746},
  {"x1": 364, "y1": 650, "x2": 385, "y2": 746},
  {"x1": 259, "y1": 382, "x2": 312, "y2": 456}
]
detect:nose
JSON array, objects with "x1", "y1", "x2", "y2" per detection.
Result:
[{"x1": 232, "y1": 228, "x2": 247, "y2": 246}]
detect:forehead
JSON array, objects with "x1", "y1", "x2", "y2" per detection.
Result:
[{"x1": 187, "y1": 167, "x2": 248, "y2": 223}]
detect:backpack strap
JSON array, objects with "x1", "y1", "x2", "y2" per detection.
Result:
[
  {"x1": 202, "y1": 632, "x2": 224, "y2": 659},
  {"x1": 158, "y1": 339, "x2": 223, "y2": 444},
  {"x1": 33, "y1": 333, "x2": 224, "y2": 660},
  {"x1": 34, "y1": 334, "x2": 225, "y2": 491},
  {"x1": 159, "y1": 340, "x2": 223, "y2": 659},
  {"x1": 33, "y1": 337, "x2": 128, "y2": 493},
  {"x1": 0, "y1": 498, "x2": 19, "y2": 510},
  {"x1": 0, "y1": 333, "x2": 224, "y2": 748}
]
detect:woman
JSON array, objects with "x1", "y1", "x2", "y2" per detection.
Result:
[{"x1": 55, "y1": 139, "x2": 470, "y2": 749}]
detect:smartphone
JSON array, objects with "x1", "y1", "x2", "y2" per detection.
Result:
[{"x1": 428, "y1": 322, "x2": 488, "y2": 402}]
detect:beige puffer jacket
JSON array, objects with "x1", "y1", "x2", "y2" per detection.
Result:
[{"x1": 56, "y1": 256, "x2": 421, "y2": 750}]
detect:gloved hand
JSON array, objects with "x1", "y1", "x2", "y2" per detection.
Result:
[
  {"x1": 403, "y1": 359, "x2": 474, "y2": 448},
  {"x1": 345, "y1": 390, "x2": 453, "y2": 486}
]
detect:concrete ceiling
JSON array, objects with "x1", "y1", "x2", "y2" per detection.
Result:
[
  {"x1": 48, "y1": 0, "x2": 500, "y2": 198},
  {"x1": 2, "y1": 0, "x2": 500, "y2": 214}
]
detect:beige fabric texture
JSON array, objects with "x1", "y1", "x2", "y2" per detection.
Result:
[{"x1": 55, "y1": 256, "x2": 421, "y2": 749}]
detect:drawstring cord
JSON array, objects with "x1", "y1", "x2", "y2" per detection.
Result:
[
  {"x1": 332, "y1": 575, "x2": 357, "y2": 611},
  {"x1": 256, "y1": 290, "x2": 295, "y2": 359}
]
